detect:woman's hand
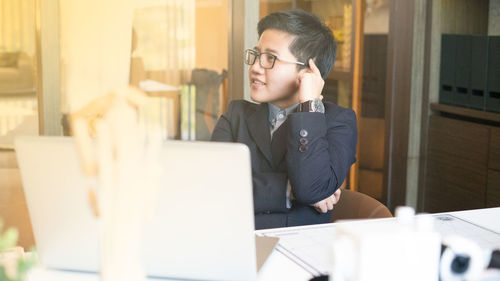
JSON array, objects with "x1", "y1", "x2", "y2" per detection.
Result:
[
  {"x1": 311, "y1": 188, "x2": 341, "y2": 213},
  {"x1": 297, "y1": 59, "x2": 325, "y2": 103}
]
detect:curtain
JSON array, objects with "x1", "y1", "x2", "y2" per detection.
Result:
[
  {"x1": 132, "y1": 0, "x2": 196, "y2": 86},
  {"x1": 0, "y1": 0, "x2": 35, "y2": 55}
]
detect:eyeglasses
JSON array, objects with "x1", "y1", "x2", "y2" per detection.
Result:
[{"x1": 244, "y1": 49, "x2": 306, "y2": 69}]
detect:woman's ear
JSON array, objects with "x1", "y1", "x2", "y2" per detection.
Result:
[
  {"x1": 300, "y1": 58, "x2": 315, "y2": 72},
  {"x1": 298, "y1": 67, "x2": 308, "y2": 75}
]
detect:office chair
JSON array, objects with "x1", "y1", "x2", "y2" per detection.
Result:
[{"x1": 331, "y1": 189, "x2": 392, "y2": 222}]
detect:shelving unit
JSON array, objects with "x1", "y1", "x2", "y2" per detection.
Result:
[
  {"x1": 422, "y1": 103, "x2": 500, "y2": 212},
  {"x1": 418, "y1": 0, "x2": 499, "y2": 212},
  {"x1": 430, "y1": 103, "x2": 500, "y2": 123}
]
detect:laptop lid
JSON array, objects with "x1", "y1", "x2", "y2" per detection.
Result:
[{"x1": 15, "y1": 136, "x2": 257, "y2": 281}]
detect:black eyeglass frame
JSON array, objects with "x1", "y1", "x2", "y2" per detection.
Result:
[{"x1": 244, "y1": 49, "x2": 306, "y2": 69}]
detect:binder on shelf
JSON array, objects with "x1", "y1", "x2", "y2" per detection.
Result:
[
  {"x1": 487, "y1": 36, "x2": 500, "y2": 113},
  {"x1": 454, "y1": 35, "x2": 471, "y2": 108},
  {"x1": 470, "y1": 35, "x2": 488, "y2": 110},
  {"x1": 440, "y1": 34, "x2": 456, "y2": 105}
]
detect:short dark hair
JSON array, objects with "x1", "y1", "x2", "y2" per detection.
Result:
[{"x1": 257, "y1": 9, "x2": 336, "y2": 80}]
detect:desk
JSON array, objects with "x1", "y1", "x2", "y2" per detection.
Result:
[{"x1": 26, "y1": 208, "x2": 500, "y2": 281}]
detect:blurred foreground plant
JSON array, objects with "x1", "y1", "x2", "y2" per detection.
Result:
[{"x1": 0, "y1": 220, "x2": 36, "y2": 281}]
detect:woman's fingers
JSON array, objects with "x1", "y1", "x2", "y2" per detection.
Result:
[{"x1": 308, "y1": 59, "x2": 321, "y2": 76}]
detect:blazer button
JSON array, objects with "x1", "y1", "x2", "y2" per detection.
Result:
[
  {"x1": 299, "y1": 137, "x2": 308, "y2": 145},
  {"x1": 299, "y1": 144, "x2": 307, "y2": 152},
  {"x1": 299, "y1": 129, "x2": 308, "y2": 137}
]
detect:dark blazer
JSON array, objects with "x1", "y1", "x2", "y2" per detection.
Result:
[{"x1": 211, "y1": 100, "x2": 357, "y2": 229}]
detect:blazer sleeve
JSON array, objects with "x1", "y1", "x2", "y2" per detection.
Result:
[
  {"x1": 210, "y1": 104, "x2": 234, "y2": 143},
  {"x1": 211, "y1": 101, "x2": 289, "y2": 213},
  {"x1": 286, "y1": 108, "x2": 358, "y2": 205}
]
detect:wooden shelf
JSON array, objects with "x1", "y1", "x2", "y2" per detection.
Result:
[
  {"x1": 327, "y1": 67, "x2": 352, "y2": 81},
  {"x1": 0, "y1": 88, "x2": 36, "y2": 97},
  {"x1": 430, "y1": 103, "x2": 500, "y2": 123}
]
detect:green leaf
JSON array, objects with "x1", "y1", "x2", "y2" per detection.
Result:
[
  {"x1": 0, "y1": 219, "x2": 32, "y2": 281},
  {"x1": 0, "y1": 228, "x2": 19, "y2": 251},
  {"x1": 0, "y1": 253, "x2": 37, "y2": 281},
  {"x1": 19, "y1": 255, "x2": 36, "y2": 271},
  {"x1": 0, "y1": 265, "x2": 15, "y2": 281}
]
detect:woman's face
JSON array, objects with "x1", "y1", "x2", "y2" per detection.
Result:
[{"x1": 249, "y1": 29, "x2": 302, "y2": 108}]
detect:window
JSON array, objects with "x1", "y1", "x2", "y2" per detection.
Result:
[{"x1": 0, "y1": 0, "x2": 39, "y2": 148}]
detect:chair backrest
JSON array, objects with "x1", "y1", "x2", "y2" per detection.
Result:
[
  {"x1": 190, "y1": 68, "x2": 227, "y2": 140},
  {"x1": 331, "y1": 189, "x2": 392, "y2": 222}
]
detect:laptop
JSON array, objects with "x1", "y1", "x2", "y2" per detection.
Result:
[{"x1": 15, "y1": 136, "x2": 257, "y2": 281}]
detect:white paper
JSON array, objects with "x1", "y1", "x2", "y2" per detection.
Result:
[{"x1": 256, "y1": 213, "x2": 500, "y2": 275}]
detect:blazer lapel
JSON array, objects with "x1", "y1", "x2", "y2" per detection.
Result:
[
  {"x1": 271, "y1": 118, "x2": 288, "y2": 168},
  {"x1": 247, "y1": 103, "x2": 273, "y2": 166}
]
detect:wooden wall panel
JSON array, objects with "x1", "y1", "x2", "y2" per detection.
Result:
[
  {"x1": 487, "y1": 169, "x2": 500, "y2": 207},
  {"x1": 489, "y1": 127, "x2": 500, "y2": 171},
  {"x1": 440, "y1": 0, "x2": 489, "y2": 35},
  {"x1": 424, "y1": 116, "x2": 489, "y2": 212}
]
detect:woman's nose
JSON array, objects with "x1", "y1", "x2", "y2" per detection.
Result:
[{"x1": 249, "y1": 58, "x2": 264, "y2": 73}]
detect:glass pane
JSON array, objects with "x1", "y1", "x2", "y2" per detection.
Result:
[
  {"x1": 130, "y1": 0, "x2": 229, "y2": 141},
  {"x1": 0, "y1": 0, "x2": 39, "y2": 148},
  {"x1": 311, "y1": 0, "x2": 353, "y2": 109},
  {"x1": 259, "y1": 0, "x2": 390, "y2": 202},
  {"x1": 259, "y1": 0, "x2": 353, "y2": 110},
  {"x1": 358, "y1": 0, "x2": 389, "y2": 202}
]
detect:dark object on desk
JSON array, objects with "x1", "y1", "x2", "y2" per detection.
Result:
[
  {"x1": 450, "y1": 254, "x2": 470, "y2": 274},
  {"x1": 330, "y1": 189, "x2": 392, "y2": 222},
  {"x1": 309, "y1": 274, "x2": 329, "y2": 281},
  {"x1": 488, "y1": 249, "x2": 500, "y2": 269}
]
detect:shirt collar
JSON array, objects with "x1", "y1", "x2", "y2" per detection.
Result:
[{"x1": 268, "y1": 102, "x2": 299, "y2": 126}]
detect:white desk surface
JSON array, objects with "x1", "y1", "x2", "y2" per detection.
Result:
[
  {"x1": 26, "y1": 207, "x2": 500, "y2": 281},
  {"x1": 449, "y1": 208, "x2": 500, "y2": 234}
]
